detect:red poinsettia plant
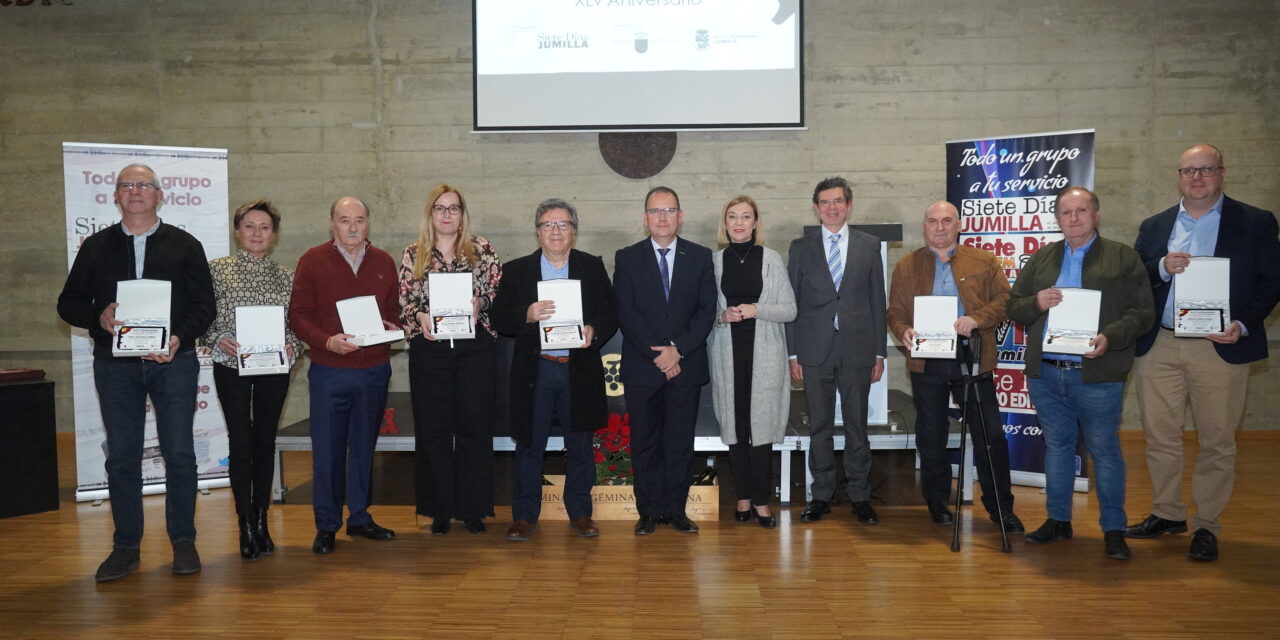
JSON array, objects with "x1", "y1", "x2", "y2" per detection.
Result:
[{"x1": 593, "y1": 412, "x2": 633, "y2": 485}]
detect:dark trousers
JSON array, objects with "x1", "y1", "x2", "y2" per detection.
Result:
[
  {"x1": 93, "y1": 350, "x2": 200, "y2": 548},
  {"x1": 212, "y1": 364, "x2": 289, "y2": 515},
  {"x1": 626, "y1": 382, "x2": 701, "y2": 518},
  {"x1": 910, "y1": 359, "x2": 1014, "y2": 517},
  {"x1": 307, "y1": 361, "x2": 390, "y2": 532},
  {"x1": 802, "y1": 347, "x2": 873, "y2": 503},
  {"x1": 512, "y1": 359, "x2": 595, "y2": 522},
  {"x1": 408, "y1": 332, "x2": 496, "y2": 521}
]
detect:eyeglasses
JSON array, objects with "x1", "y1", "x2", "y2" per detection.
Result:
[
  {"x1": 431, "y1": 204, "x2": 463, "y2": 216},
  {"x1": 116, "y1": 182, "x2": 158, "y2": 192},
  {"x1": 1177, "y1": 166, "x2": 1223, "y2": 178},
  {"x1": 817, "y1": 198, "x2": 847, "y2": 208},
  {"x1": 645, "y1": 208, "x2": 679, "y2": 217},
  {"x1": 537, "y1": 220, "x2": 576, "y2": 231}
]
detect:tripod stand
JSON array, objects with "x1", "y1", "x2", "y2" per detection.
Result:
[{"x1": 950, "y1": 332, "x2": 1012, "y2": 553}]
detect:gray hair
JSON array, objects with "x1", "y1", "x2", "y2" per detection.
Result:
[
  {"x1": 117, "y1": 163, "x2": 162, "y2": 189},
  {"x1": 535, "y1": 198, "x2": 579, "y2": 229}
]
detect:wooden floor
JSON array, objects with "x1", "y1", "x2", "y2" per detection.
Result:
[{"x1": 2, "y1": 432, "x2": 1278, "y2": 639}]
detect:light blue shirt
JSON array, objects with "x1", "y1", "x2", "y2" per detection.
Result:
[
  {"x1": 540, "y1": 253, "x2": 571, "y2": 357},
  {"x1": 1160, "y1": 195, "x2": 1223, "y2": 328},
  {"x1": 1045, "y1": 232, "x2": 1098, "y2": 363},
  {"x1": 122, "y1": 218, "x2": 162, "y2": 279},
  {"x1": 931, "y1": 248, "x2": 965, "y2": 316}
]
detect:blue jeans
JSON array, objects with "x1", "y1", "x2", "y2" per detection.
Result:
[
  {"x1": 93, "y1": 350, "x2": 200, "y2": 549},
  {"x1": 512, "y1": 359, "x2": 595, "y2": 522},
  {"x1": 1027, "y1": 365, "x2": 1127, "y2": 532},
  {"x1": 308, "y1": 361, "x2": 391, "y2": 532}
]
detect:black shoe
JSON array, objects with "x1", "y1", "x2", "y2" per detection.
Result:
[
  {"x1": 347, "y1": 520, "x2": 396, "y2": 541},
  {"x1": 1188, "y1": 528, "x2": 1219, "y2": 562},
  {"x1": 669, "y1": 514, "x2": 700, "y2": 534},
  {"x1": 1124, "y1": 514, "x2": 1188, "y2": 539},
  {"x1": 313, "y1": 530, "x2": 336, "y2": 554},
  {"x1": 927, "y1": 501, "x2": 954, "y2": 526},
  {"x1": 172, "y1": 541, "x2": 201, "y2": 575},
  {"x1": 755, "y1": 512, "x2": 777, "y2": 529},
  {"x1": 853, "y1": 501, "x2": 880, "y2": 524},
  {"x1": 430, "y1": 519, "x2": 451, "y2": 536},
  {"x1": 798, "y1": 500, "x2": 831, "y2": 522},
  {"x1": 238, "y1": 514, "x2": 260, "y2": 561},
  {"x1": 1105, "y1": 530, "x2": 1131, "y2": 560},
  {"x1": 464, "y1": 519, "x2": 486, "y2": 535},
  {"x1": 1025, "y1": 518, "x2": 1072, "y2": 544},
  {"x1": 734, "y1": 509, "x2": 752, "y2": 523},
  {"x1": 94, "y1": 547, "x2": 140, "y2": 583},
  {"x1": 634, "y1": 515, "x2": 658, "y2": 536},
  {"x1": 991, "y1": 512, "x2": 1025, "y2": 535},
  {"x1": 254, "y1": 508, "x2": 275, "y2": 555}
]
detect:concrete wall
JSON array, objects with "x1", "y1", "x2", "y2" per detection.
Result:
[{"x1": 2, "y1": 0, "x2": 1276, "y2": 431}]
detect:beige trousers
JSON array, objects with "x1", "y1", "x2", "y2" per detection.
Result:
[{"x1": 1135, "y1": 329, "x2": 1248, "y2": 534}]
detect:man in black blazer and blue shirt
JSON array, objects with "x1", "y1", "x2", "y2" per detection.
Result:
[
  {"x1": 614, "y1": 186, "x2": 717, "y2": 535},
  {"x1": 491, "y1": 198, "x2": 618, "y2": 541},
  {"x1": 787, "y1": 177, "x2": 887, "y2": 525},
  {"x1": 1126, "y1": 144, "x2": 1280, "y2": 561}
]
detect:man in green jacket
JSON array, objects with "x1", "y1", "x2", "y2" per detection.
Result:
[{"x1": 1006, "y1": 186, "x2": 1153, "y2": 561}]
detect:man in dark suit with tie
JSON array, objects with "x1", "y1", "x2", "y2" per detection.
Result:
[
  {"x1": 1126, "y1": 144, "x2": 1280, "y2": 562},
  {"x1": 613, "y1": 186, "x2": 717, "y2": 535},
  {"x1": 787, "y1": 176, "x2": 887, "y2": 525}
]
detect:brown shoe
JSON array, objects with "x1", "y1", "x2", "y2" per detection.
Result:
[
  {"x1": 506, "y1": 520, "x2": 536, "y2": 542},
  {"x1": 570, "y1": 516, "x2": 600, "y2": 538}
]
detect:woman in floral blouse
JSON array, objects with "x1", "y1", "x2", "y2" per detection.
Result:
[
  {"x1": 399, "y1": 184, "x2": 502, "y2": 535},
  {"x1": 204, "y1": 199, "x2": 304, "y2": 560}
]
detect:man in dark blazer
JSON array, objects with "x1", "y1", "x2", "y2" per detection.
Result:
[
  {"x1": 787, "y1": 176, "x2": 887, "y2": 525},
  {"x1": 1126, "y1": 144, "x2": 1280, "y2": 562},
  {"x1": 491, "y1": 198, "x2": 618, "y2": 541},
  {"x1": 613, "y1": 186, "x2": 717, "y2": 535}
]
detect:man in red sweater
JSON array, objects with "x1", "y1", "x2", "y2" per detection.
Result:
[{"x1": 290, "y1": 196, "x2": 401, "y2": 554}]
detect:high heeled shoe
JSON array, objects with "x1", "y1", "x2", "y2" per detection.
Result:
[
  {"x1": 254, "y1": 508, "x2": 275, "y2": 555},
  {"x1": 754, "y1": 506, "x2": 777, "y2": 529},
  {"x1": 734, "y1": 509, "x2": 751, "y2": 523},
  {"x1": 238, "y1": 514, "x2": 261, "y2": 560}
]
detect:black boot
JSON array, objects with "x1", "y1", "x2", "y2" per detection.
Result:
[
  {"x1": 238, "y1": 514, "x2": 261, "y2": 560},
  {"x1": 254, "y1": 508, "x2": 275, "y2": 555}
]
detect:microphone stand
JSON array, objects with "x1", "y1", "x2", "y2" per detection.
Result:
[{"x1": 950, "y1": 331, "x2": 1012, "y2": 553}]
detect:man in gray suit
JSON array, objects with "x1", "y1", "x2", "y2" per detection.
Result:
[{"x1": 787, "y1": 176, "x2": 887, "y2": 524}]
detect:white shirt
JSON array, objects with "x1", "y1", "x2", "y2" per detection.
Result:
[{"x1": 650, "y1": 236, "x2": 678, "y2": 280}]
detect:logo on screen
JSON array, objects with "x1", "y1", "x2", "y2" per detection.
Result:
[
  {"x1": 635, "y1": 32, "x2": 647, "y2": 54},
  {"x1": 695, "y1": 29, "x2": 709, "y2": 51},
  {"x1": 537, "y1": 32, "x2": 589, "y2": 50}
]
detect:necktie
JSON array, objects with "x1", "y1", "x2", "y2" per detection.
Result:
[
  {"x1": 828, "y1": 234, "x2": 842, "y2": 329},
  {"x1": 658, "y1": 247, "x2": 671, "y2": 300}
]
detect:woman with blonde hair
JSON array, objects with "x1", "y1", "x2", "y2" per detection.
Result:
[
  {"x1": 708, "y1": 195, "x2": 796, "y2": 528},
  {"x1": 399, "y1": 184, "x2": 502, "y2": 535}
]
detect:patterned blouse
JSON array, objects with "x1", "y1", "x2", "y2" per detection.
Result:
[
  {"x1": 204, "y1": 249, "x2": 305, "y2": 369},
  {"x1": 398, "y1": 236, "x2": 502, "y2": 340}
]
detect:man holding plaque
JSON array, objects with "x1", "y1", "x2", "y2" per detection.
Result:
[
  {"x1": 614, "y1": 186, "x2": 717, "y2": 535},
  {"x1": 57, "y1": 163, "x2": 215, "y2": 582},
  {"x1": 1006, "y1": 186, "x2": 1153, "y2": 560},
  {"x1": 289, "y1": 196, "x2": 400, "y2": 555},
  {"x1": 887, "y1": 201, "x2": 1021, "y2": 532},
  {"x1": 491, "y1": 198, "x2": 617, "y2": 541},
  {"x1": 1127, "y1": 144, "x2": 1280, "y2": 561}
]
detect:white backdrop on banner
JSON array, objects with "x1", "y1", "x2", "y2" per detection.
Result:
[
  {"x1": 945, "y1": 129, "x2": 1096, "y2": 491},
  {"x1": 62, "y1": 142, "x2": 231, "y2": 502}
]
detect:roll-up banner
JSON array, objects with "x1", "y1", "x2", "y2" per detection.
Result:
[
  {"x1": 63, "y1": 142, "x2": 231, "y2": 502},
  {"x1": 945, "y1": 129, "x2": 1095, "y2": 490}
]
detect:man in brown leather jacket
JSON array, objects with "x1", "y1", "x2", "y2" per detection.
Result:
[{"x1": 887, "y1": 200, "x2": 1022, "y2": 534}]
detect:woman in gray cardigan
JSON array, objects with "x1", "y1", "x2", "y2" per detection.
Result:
[{"x1": 709, "y1": 196, "x2": 797, "y2": 528}]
